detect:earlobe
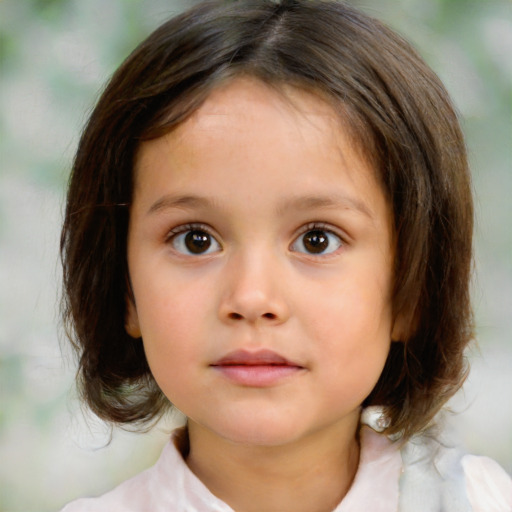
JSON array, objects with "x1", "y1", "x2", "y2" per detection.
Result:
[
  {"x1": 125, "y1": 297, "x2": 142, "y2": 338},
  {"x1": 391, "y1": 315, "x2": 404, "y2": 342},
  {"x1": 391, "y1": 307, "x2": 418, "y2": 342},
  {"x1": 391, "y1": 311, "x2": 410, "y2": 342}
]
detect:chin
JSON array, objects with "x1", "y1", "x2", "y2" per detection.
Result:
[{"x1": 213, "y1": 417, "x2": 309, "y2": 448}]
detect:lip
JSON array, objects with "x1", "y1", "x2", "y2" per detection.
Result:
[{"x1": 210, "y1": 349, "x2": 305, "y2": 387}]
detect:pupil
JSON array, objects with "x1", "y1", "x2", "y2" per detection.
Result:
[
  {"x1": 304, "y1": 230, "x2": 328, "y2": 253},
  {"x1": 185, "y1": 231, "x2": 211, "y2": 254}
]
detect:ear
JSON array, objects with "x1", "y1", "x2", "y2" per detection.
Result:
[
  {"x1": 125, "y1": 296, "x2": 142, "y2": 339},
  {"x1": 391, "y1": 313, "x2": 405, "y2": 342},
  {"x1": 391, "y1": 306, "x2": 419, "y2": 342},
  {"x1": 391, "y1": 310, "x2": 411, "y2": 342}
]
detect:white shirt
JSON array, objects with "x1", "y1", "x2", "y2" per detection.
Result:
[{"x1": 61, "y1": 423, "x2": 512, "y2": 512}]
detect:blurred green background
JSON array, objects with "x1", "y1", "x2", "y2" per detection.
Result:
[{"x1": 0, "y1": 0, "x2": 510, "y2": 510}]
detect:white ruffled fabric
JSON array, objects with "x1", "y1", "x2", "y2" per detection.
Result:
[
  {"x1": 362, "y1": 406, "x2": 512, "y2": 512},
  {"x1": 463, "y1": 455, "x2": 512, "y2": 511},
  {"x1": 61, "y1": 410, "x2": 512, "y2": 511}
]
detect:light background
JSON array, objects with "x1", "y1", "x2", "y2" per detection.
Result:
[{"x1": 0, "y1": 0, "x2": 511, "y2": 510}]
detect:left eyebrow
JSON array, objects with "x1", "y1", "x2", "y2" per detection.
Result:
[{"x1": 276, "y1": 194, "x2": 374, "y2": 218}]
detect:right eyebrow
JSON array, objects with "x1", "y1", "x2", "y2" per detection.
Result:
[{"x1": 146, "y1": 194, "x2": 218, "y2": 216}]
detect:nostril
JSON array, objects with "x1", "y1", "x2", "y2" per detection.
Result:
[{"x1": 227, "y1": 312, "x2": 277, "y2": 321}]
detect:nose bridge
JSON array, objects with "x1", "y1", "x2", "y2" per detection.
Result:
[{"x1": 219, "y1": 243, "x2": 289, "y2": 324}]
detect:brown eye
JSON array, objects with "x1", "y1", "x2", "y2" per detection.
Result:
[
  {"x1": 185, "y1": 231, "x2": 211, "y2": 253},
  {"x1": 291, "y1": 228, "x2": 342, "y2": 255},
  {"x1": 170, "y1": 228, "x2": 221, "y2": 255},
  {"x1": 303, "y1": 230, "x2": 328, "y2": 253}
]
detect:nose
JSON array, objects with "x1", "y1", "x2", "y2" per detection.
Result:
[{"x1": 218, "y1": 251, "x2": 290, "y2": 325}]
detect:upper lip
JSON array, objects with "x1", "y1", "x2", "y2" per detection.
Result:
[{"x1": 211, "y1": 349, "x2": 302, "y2": 367}]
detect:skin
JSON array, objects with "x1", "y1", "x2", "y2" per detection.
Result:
[{"x1": 126, "y1": 77, "x2": 400, "y2": 512}]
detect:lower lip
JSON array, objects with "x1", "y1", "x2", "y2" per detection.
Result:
[{"x1": 212, "y1": 365, "x2": 303, "y2": 387}]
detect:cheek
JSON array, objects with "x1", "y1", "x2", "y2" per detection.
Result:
[
  {"x1": 301, "y1": 268, "x2": 392, "y2": 373},
  {"x1": 135, "y1": 278, "x2": 214, "y2": 366},
  {"x1": 307, "y1": 276, "x2": 392, "y2": 339},
  {"x1": 310, "y1": 294, "x2": 391, "y2": 407},
  {"x1": 138, "y1": 291, "x2": 208, "y2": 406},
  {"x1": 137, "y1": 266, "x2": 212, "y2": 328}
]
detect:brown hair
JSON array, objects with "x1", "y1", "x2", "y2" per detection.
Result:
[{"x1": 61, "y1": 0, "x2": 473, "y2": 439}]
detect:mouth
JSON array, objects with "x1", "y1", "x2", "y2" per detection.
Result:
[{"x1": 210, "y1": 349, "x2": 305, "y2": 387}]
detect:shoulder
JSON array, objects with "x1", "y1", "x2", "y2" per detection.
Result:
[
  {"x1": 59, "y1": 462, "x2": 159, "y2": 512},
  {"x1": 461, "y1": 454, "x2": 512, "y2": 512},
  {"x1": 59, "y1": 427, "x2": 234, "y2": 512},
  {"x1": 59, "y1": 440, "x2": 178, "y2": 512},
  {"x1": 399, "y1": 431, "x2": 512, "y2": 512}
]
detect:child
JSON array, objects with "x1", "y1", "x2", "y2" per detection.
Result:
[{"x1": 60, "y1": 0, "x2": 511, "y2": 510}]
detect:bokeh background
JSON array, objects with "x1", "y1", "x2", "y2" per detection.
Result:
[{"x1": 0, "y1": 0, "x2": 511, "y2": 510}]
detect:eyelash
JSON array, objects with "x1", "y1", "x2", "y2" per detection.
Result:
[
  {"x1": 290, "y1": 222, "x2": 346, "y2": 256},
  {"x1": 165, "y1": 223, "x2": 221, "y2": 256},
  {"x1": 165, "y1": 222, "x2": 346, "y2": 256},
  {"x1": 165, "y1": 223, "x2": 213, "y2": 242}
]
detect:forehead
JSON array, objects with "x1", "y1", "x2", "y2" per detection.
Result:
[
  {"x1": 138, "y1": 78, "x2": 346, "y2": 164},
  {"x1": 133, "y1": 77, "x2": 387, "y2": 222},
  {"x1": 190, "y1": 77, "x2": 339, "y2": 124},
  {"x1": 136, "y1": 77, "x2": 368, "y2": 171}
]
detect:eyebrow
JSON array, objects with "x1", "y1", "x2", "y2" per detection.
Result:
[
  {"x1": 147, "y1": 195, "x2": 218, "y2": 215},
  {"x1": 147, "y1": 193, "x2": 373, "y2": 218},
  {"x1": 275, "y1": 194, "x2": 373, "y2": 218}
]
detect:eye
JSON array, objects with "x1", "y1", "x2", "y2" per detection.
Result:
[
  {"x1": 290, "y1": 227, "x2": 343, "y2": 255},
  {"x1": 168, "y1": 226, "x2": 221, "y2": 255}
]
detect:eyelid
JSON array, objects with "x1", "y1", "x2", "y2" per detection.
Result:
[
  {"x1": 290, "y1": 222, "x2": 347, "y2": 256},
  {"x1": 293, "y1": 222, "x2": 347, "y2": 242},
  {"x1": 165, "y1": 222, "x2": 223, "y2": 255},
  {"x1": 165, "y1": 222, "x2": 216, "y2": 241}
]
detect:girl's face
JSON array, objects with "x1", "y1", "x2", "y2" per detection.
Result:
[{"x1": 127, "y1": 77, "x2": 398, "y2": 447}]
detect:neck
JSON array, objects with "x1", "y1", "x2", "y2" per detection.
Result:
[{"x1": 185, "y1": 419, "x2": 360, "y2": 512}]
